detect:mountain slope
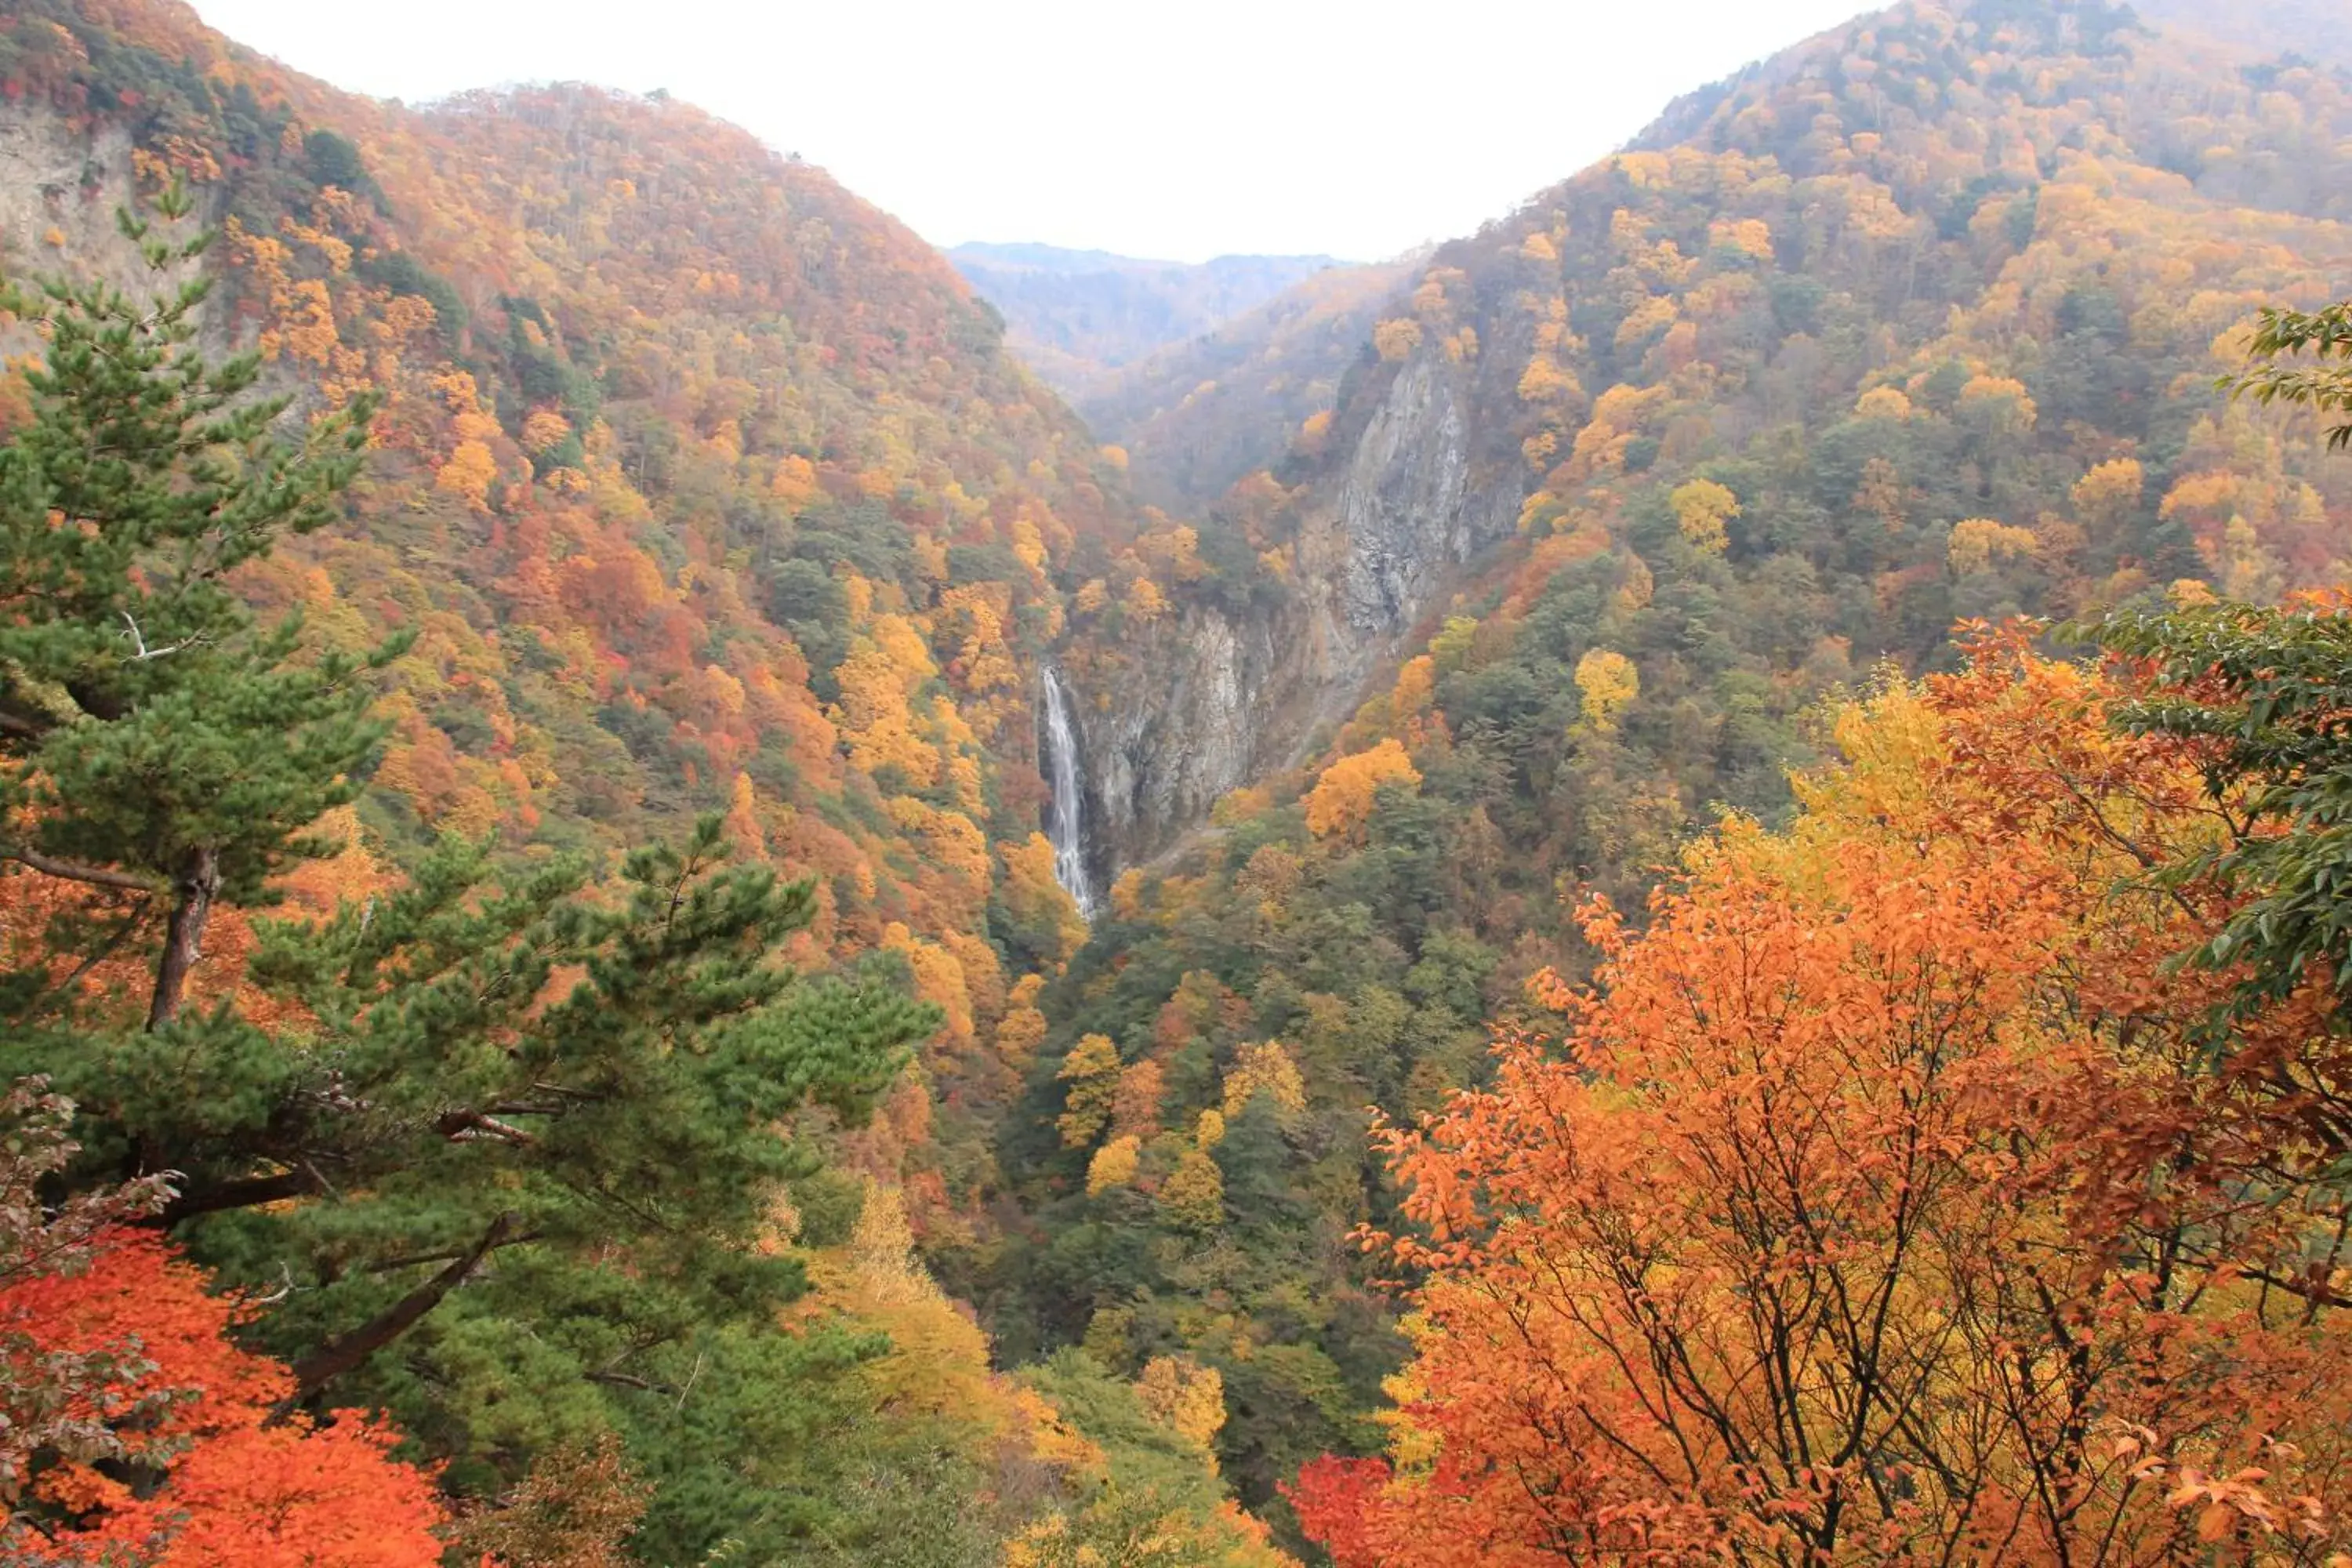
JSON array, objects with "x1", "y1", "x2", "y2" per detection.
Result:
[
  {"x1": 949, "y1": 241, "x2": 1351, "y2": 400},
  {"x1": 0, "y1": 2, "x2": 1294, "y2": 1559},
  {"x1": 1073, "y1": 254, "x2": 1418, "y2": 509},
  {"x1": 992, "y1": 0, "x2": 2352, "y2": 1540}
]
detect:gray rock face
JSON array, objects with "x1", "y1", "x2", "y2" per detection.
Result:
[
  {"x1": 1065, "y1": 342, "x2": 1525, "y2": 877},
  {"x1": 1335, "y1": 354, "x2": 1475, "y2": 635},
  {"x1": 1073, "y1": 602, "x2": 1278, "y2": 885}
]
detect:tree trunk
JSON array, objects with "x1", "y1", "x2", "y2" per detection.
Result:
[
  {"x1": 147, "y1": 844, "x2": 219, "y2": 1030},
  {"x1": 280, "y1": 1210, "x2": 517, "y2": 1411}
]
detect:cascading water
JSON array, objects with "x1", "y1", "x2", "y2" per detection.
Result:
[{"x1": 1039, "y1": 666, "x2": 1098, "y2": 919}]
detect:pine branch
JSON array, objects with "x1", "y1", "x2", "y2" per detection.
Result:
[
  {"x1": 2, "y1": 844, "x2": 166, "y2": 894},
  {"x1": 279, "y1": 1210, "x2": 519, "y2": 1411}
]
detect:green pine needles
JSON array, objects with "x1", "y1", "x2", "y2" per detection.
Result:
[{"x1": 0, "y1": 186, "x2": 390, "y2": 1031}]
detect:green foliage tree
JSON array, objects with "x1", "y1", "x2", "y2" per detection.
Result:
[
  {"x1": 0, "y1": 193, "x2": 389, "y2": 1033},
  {"x1": 183, "y1": 820, "x2": 933, "y2": 1439},
  {"x1": 2091, "y1": 599, "x2": 2352, "y2": 1022},
  {"x1": 2224, "y1": 300, "x2": 2352, "y2": 450}
]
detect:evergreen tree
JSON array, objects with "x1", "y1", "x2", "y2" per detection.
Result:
[
  {"x1": 0, "y1": 209, "x2": 938, "y2": 1477},
  {"x1": 0, "y1": 191, "x2": 390, "y2": 1033}
]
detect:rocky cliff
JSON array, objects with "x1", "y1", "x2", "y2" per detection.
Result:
[
  {"x1": 1048, "y1": 0, "x2": 2352, "y2": 891},
  {"x1": 1060, "y1": 308, "x2": 1536, "y2": 877}
]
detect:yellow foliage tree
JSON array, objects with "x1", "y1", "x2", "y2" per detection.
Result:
[
  {"x1": 996, "y1": 1003, "x2": 1047, "y2": 1071},
  {"x1": 1946, "y1": 517, "x2": 2039, "y2": 574},
  {"x1": 1671, "y1": 477, "x2": 1740, "y2": 553},
  {"x1": 1085, "y1": 1135, "x2": 1141, "y2": 1196},
  {"x1": 1055, "y1": 1033, "x2": 1121, "y2": 1149},
  {"x1": 1221, "y1": 1040, "x2": 1306, "y2": 1123},
  {"x1": 1390, "y1": 655, "x2": 1435, "y2": 717},
  {"x1": 1853, "y1": 385, "x2": 1912, "y2": 420},
  {"x1": 1135, "y1": 1356, "x2": 1227, "y2": 1454},
  {"x1": 832, "y1": 638, "x2": 939, "y2": 788},
  {"x1": 2073, "y1": 456, "x2": 2145, "y2": 532},
  {"x1": 1373, "y1": 318, "x2": 1423, "y2": 361},
  {"x1": 1574, "y1": 648, "x2": 1641, "y2": 733},
  {"x1": 434, "y1": 440, "x2": 497, "y2": 511},
  {"x1": 1125, "y1": 575, "x2": 1168, "y2": 623},
  {"x1": 1957, "y1": 372, "x2": 2038, "y2": 434},
  {"x1": 1109, "y1": 869, "x2": 1147, "y2": 920},
  {"x1": 1159, "y1": 1149, "x2": 1225, "y2": 1233}
]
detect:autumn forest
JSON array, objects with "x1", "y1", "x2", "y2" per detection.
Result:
[{"x1": 5, "y1": 0, "x2": 2352, "y2": 1562}]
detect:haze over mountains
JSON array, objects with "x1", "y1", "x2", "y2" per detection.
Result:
[
  {"x1": 946, "y1": 241, "x2": 1353, "y2": 401},
  {"x1": 5, "y1": 0, "x2": 2352, "y2": 1562}
]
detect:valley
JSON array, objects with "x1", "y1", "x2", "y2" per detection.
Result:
[{"x1": 4, "y1": 0, "x2": 2352, "y2": 1562}]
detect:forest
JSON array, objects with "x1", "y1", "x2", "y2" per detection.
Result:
[{"x1": 4, "y1": 0, "x2": 2352, "y2": 1563}]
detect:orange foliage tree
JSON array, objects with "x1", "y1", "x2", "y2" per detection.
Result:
[
  {"x1": 1304, "y1": 741, "x2": 1423, "y2": 842},
  {"x1": 1293, "y1": 626, "x2": 2352, "y2": 1566}
]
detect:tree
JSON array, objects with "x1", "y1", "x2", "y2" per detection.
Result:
[
  {"x1": 0, "y1": 196, "x2": 390, "y2": 1035},
  {"x1": 1219, "y1": 1041, "x2": 1305, "y2": 1123},
  {"x1": 2089, "y1": 593, "x2": 2352, "y2": 1022},
  {"x1": 1668, "y1": 477, "x2": 1738, "y2": 553},
  {"x1": 1085, "y1": 1135, "x2": 1141, "y2": 1196},
  {"x1": 1304, "y1": 742, "x2": 1421, "y2": 842},
  {"x1": 5, "y1": 1185, "x2": 453, "y2": 1565},
  {"x1": 1298, "y1": 637, "x2": 2352, "y2": 1564},
  {"x1": 1571, "y1": 648, "x2": 1639, "y2": 732},
  {"x1": 0, "y1": 1080, "x2": 176, "y2": 1536},
  {"x1": 158, "y1": 819, "x2": 929, "y2": 1430},
  {"x1": 455, "y1": 1432, "x2": 648, "y2": 1568},
  {"x1": 1157, "y1": 1149, "x2": 1225, "y2": 1235},
  {"x1": 2223, "y1": 299, "x2": 2352, "y2": 450},
  {"x1": 1056, "y1": 1033, "x2": 1122, "y2": 1149}
]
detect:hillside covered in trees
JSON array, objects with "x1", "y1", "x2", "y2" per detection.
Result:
[
  {"x1": 0, "y1": 0, "x2": 1282, "y2": 1559},
  {"x1": 981, "y1": 0, "x2": 2352, "y2": 1546},
  {"x1": 7, "y1": 0, "x2": 2352, "y2": 1562}
]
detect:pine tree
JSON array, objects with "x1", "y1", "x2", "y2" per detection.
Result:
[
  {"x1": 0, "y1": 209, "x2": 939, "y2": 1474},
  {"x1": 0, "y1": 191, "x2": 390, "y2": 1035}
]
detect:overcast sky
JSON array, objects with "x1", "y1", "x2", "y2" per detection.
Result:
[{"x1": 187, "y1": 0, "x2": 1874, "y2": 263}]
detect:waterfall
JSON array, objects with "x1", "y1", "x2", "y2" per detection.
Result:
[{"x1": 1039, "y1": 666, "x2": 1097, "y2": 919}]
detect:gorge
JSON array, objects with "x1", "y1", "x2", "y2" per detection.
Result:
[{"x1": 3, "y1": 0, "x2": 2351, "y2": 1562}]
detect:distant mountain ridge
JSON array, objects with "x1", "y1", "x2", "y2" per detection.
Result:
[
  {"x1": 1071, "y1": 256, "x2": 1419, "y2": 509},
  {"x1": 948, "y1": 241, "x2": 1353, "y2": 399},
  {"x1": 2130, "y1": 0, "x2": 2352, "y2": 67}
]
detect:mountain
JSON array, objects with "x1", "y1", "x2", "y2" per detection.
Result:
[
  {"x1": 0, "y1": 0, "x2": 1290, "y2": 1561},
  {"x1": 1073, "y1": 255, "x2": 1420, "y2": 510},
  {"x1": 989, "y1": 0, "x2": 2352, "y2": 1538},
  {"x1": 8, "y1": 0, "x2": 2352, "y2": 1557},
  {"x1": 1044, "y1": 0, "x2": 2352, "y2": 880},
  {"x1": 948, "y1": 241, "x2": 1353, "y2": 399}
]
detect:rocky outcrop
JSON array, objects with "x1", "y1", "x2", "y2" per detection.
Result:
[
  {"x1": 1061, "y1": 336, "x2": 1529, "y2": 879},
  {"x1": 1075, "y1": 602, "x2": 1280, "y2": 884}
]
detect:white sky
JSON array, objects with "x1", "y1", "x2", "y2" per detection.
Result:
[{"x1": 187, "y1": 0, "x2": 1875, "y2": 263}]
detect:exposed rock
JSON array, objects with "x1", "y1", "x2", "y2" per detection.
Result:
[{"x1": 1063, "y1": 339, "x2": 1526, "y2": 877}]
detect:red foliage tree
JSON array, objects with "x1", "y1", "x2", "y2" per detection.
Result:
[{"x1": 5, "y1": 1223, "x2": 456, "y2": 1566}]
